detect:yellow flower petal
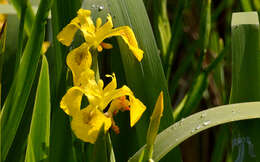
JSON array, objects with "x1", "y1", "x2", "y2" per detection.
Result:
[
  {"x1": 66, "y1": 43, "x2": 92, "y2": 86},
  {"x1": 94, "y1": 15, "x2": 143, "y2": 61},
  {"x1": 82, "y1": 77, "x2": 104, "y2": 108},
  {"x1": 104, "y1": 73, "x2": 117, "y2": 93},
  {"x1": 41, "y1": 41, "x2": 51, "y2": 54},
  {"x1": 60, "y1": 87, "x2": 83, "y2": 116},
  {"x1": 96, "y1": 17, "x2": 102, "y2": 29},
  {"x1": 77, "y1": 9, "x2": 92, "y2": 24},
  {"x1": 93, "y1": 14, "x2": 143, "y2": 61},
  {"x1": 71, "y1": 105, "x2": 112, "y2": 143},
  {"x1": 110, "y1": 26, "x2": 144, "y2": 62},
  {"x1": 77, "y1": 9, "x2": 95, "y2": 33},
  {"x1": 108, "y1": 96, "x2": 130, "y2": 115},
  {"x1": 96, "y1": 14, "x2": 113, "y2": 33},
  {"x1": 57, "y1": 9, "x2": 143, "y2": 61},
  {"x1": 57, "y1": 17, "x2": 80, "y2": 46},
  {"x1": 129, "y1": 96, "x2": 146, "y2": 127},
  {"x1": 100, "y1": 85, "x2": 132, "y2": 110}
]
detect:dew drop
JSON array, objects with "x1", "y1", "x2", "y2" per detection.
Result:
[
  {"x1": 149, "y1": 159, "x2": 154, "y2": 162},
  {"x1": 98, "y1": 5, "x2": 104, "y2": 11},
  {"x1": 196, "y1": 125, "x2": 201, "y2": 130},
  {"x1": 203, "y1": 120, "x2": 211, "y2": 126},
  {"x1": 191, "y1": 128, "x2": 195, "y2": 133},
  {"x1": 91, "y1": 4, "x2": 96, "y2": 8}
]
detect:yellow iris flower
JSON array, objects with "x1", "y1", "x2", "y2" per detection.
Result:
[
  {"x1": 57, "y1": 8, "x2": 144, "y2": 61},
  {"x1": 58, "y1": 8, "x2": 146, "y2": 143},
  {"x1": 60, "y1": 69, "x2": 146, "y2": 143}
]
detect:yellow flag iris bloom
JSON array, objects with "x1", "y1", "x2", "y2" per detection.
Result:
[
  {"x1": 58, "y1": 8, "x2": 146, "y2": 143},
  {"x1": 60, "y1": 68, "x2": 146, "y2": 143},
  {"x1": 57, "y1": 8, "x2": 144, "y2": 61}
]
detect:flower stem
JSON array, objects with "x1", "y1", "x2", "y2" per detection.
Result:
[{"x1": 92, "y1": 50, "x2": 100, "y2": 82}]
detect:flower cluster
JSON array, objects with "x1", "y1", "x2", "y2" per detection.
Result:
[{"x1": 58, "y1": 9, "x2": 146, "y2": 143}]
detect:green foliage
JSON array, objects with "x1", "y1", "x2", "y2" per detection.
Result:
[
  {"x1": 129, "y1": 102, "x2": 260, "y2": 162},
  {"x1": 1, "y1": 0, "x2": 53, "y2": 160},
  {"x1": 1, "y1": 0, "x2": 260, "y2": 162},
  {"x1": 25, "y1": 55, "x2": 51, "y2": 162},
  {"x1": 230, "y1": 12, "x2": 260, "y2": 161}
]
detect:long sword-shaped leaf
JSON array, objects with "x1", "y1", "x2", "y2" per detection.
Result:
[
  {"x1": 0, "y1": 14, "x2": 6, "y2": 109},
  {"x1": 230, "y1": 12, "x2": 260, "y2": 161},
  {"x1": 152, "y1": 0, "x2": 171, "y2": 62},
  {"x1": 0, "y1": 0, "x2": 53, "y2": 160},
  {"x1": 129, "y1": 102, "x2": 260, "y2": 162},
  {"x1": 25, "y1": 55, "x2": 51, "y2": 162},
  {"x1": 9, "y1": 0, "x2": 35, "y2": 36},
  {"x1": 105, "y1": 0, "x2": 182, "y2": 161},
  {"x1": 49, "y1": 1, "x2": 81, "y2": 161}
]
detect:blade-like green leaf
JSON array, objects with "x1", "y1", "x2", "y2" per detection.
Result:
[
  {"x1": 0, "y1": 16, "x2": 7, "y2": 108},
  {"x1": 105, "y1": 0, "x2": 183, "y2": 161},
  {"x1": 25, "y1": 55, "x2": 51, "y2": 162},
  {"x1": 9, "y1": 0, "x2": 35, "y2": 36},
  {"x1": 0, "y1": 0, "x2": 53, "y2": 160},
  {"x1": 211, "y1": 125, "x2": 230, "y2": 162},
  {"x1": 152, "y1": 0, "x2": 171, "y2": 61},
  {"x1": 129, "y1": 102, "x2": 260, "y2": 162},
  {"x1": 230, "y1": 12, "x2": 260, "y2": 161},
  {"x1": 14, "y1": 0, "x2": 26, "y2": 74},
  {"x1": 240, "y1": 0, "x2": 253, "y2": 11},
  {"x1": 49, "y1": 1, "x2": 81, "y2": 161}
]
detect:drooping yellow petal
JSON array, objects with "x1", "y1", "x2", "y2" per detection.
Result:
[
  {"x1": 110, "y1": 26, "x2": 144, "y2": 62},
  {"x1": 60, "y1": 87, "x2": 83, "y2": 116},
  {"x1": 129, "y1": 96, "x2": 146, "y2": 127},
  {"x1": 71, "y1": 105, "x2": 112, "y2": 143},
  {"x1": 94, "y1": 15, "x2": 143, "y2": 61},
  {"x1": 92, "y1": 14, "x2": 143, "y2": 61},
  {"x1": 66, "y1": 43, "x2": 92, "y2": 86},
  {"x1": 57, "y1": 17, "x2": 80, "y2": 46}
]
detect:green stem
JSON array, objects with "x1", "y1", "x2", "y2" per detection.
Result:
[{"x1": 92, "y1": 51, "x2": 100, "y2": 82}]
